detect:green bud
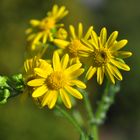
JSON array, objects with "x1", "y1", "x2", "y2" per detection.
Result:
[
  {"x1": 0, "y1": 76, "x2": 9, "y2": 88},
  {"x1": 0, "y1": 89, "x2": 10, "y2": 104},
  {"x1": 4, "y1": 89, "x2": 10, "y2": 98},
  {"x1": 12, "y1": 74, "x2": 23, "y2": 83}
]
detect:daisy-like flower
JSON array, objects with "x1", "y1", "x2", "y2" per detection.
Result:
[
  {"x1": 80, "y1": 27, "x2": 132, "y2": 84},
  {"x1": 27, "y1": 52, "x2": 86, "y2": 109},
  {"x1": 26, "y1": 5, "x2": 68, "y2": 50},
  {"x1": 53, "y1": 23, "x2": 93, "y2": 63},
  {"x1": 24, "y1": 56, "x2": 52, "y2": 82}
]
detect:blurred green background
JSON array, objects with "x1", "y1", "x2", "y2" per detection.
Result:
[{"x1": 0, "y1": 0, "x2": 139, "y2": 140}]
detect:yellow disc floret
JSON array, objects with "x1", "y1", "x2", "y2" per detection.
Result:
[
  {"x1": 92, "y1": 48, "x2": 111, "y2": 67},
  {"x1": 46, "y1": 71, "x2": 66, "y2": 90}
]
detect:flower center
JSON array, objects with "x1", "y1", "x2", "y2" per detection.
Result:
[
  {"x1": 46, "y1": 71, "x2": 65, "y2": 90},
  {"x1": 92, "y1": 49, "x2": 110, "y2": 67},
  {"x1": 40, "y1": 17, "x2": 55, "y2": 30},
  {"x1": 68, "y1": 39, "x2": 83, "y2": 57}
]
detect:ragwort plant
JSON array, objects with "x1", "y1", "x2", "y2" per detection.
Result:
[{"x1": 0, "y1": 4, "x2": 132, "y2": 140}]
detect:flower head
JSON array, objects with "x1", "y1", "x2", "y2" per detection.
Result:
[
  {"x1": 26, "y1": 5, "x2": 68, "y2": 50},
  {"x1": 53, "y1": 23, "x2": 93, "y2": 63},
  {"x1": 24, "y1": 56, "x2": 52, "y2": 82},
  {"x1": 80, "y1": 27, "x2": 132, "y2": 84},
  {"x1": 27, "y1": 52, "x2": 86, "y2": 109}
]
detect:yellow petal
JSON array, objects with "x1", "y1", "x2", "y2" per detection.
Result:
[
  {"x1": 25, "y1": 28, "x2": 32, "y2": 34},
  {"x1": 56, "y1": 7, "x2": 68, "y2": 20},
  {"x1": 65, "y1": 86, "x2": 83, "y2": 99},
  {"x1": 32, "y1": 85, "x2": 48, "y2": 97},
  {"x1": 60, "y1": 89, "x2": 72, "y2": 109},
  {"x1": 69, "y1": 68, "x2": 85, "y2": 79},
  {"x1": 52, "y1": 5, "x2": 58, "y2": 15},
  {"x1": 53, "y1": 51, "x2": 61, "y2": 71},
  {"x1": 61, "y1": 54, "x2": 69, "y2": 69},
  {"x1": 107, "y1": 31, "x2": 118, "y2": 48},
  {"x1": 100, "y1": 27, "x2": 107, "y2": 46},
  {"x1": 42, "y1": 33, "x2": 48, "y2": 43},
  {"x1": 34, "y1": 68, "x2": 48, "y2": 78},
  {"x1": 110, "y1": 40, "x2": 128, "y2": 51},
  {"x1": 114, "y1": 51, "x2": 132, "y2": 58},
  {"x1": 30, "y1": 19, "x2": 40, "y2": 26},
  {"x1": 91, "y1": 30, "x2": 99, "y2": 48},
  {"x1": 33, "y1": 32, "x2": 43, "y2": 45},
  {"x1": 69, "y1": 80, "x2": 86, "y2": 89},
  {"x1": 78, "y1": 50, "x2": 90, "y2": 57},
  {"x1": 53, "y1": 39, "x2": 69, "y2": 49},
  {"x1": 24, "y1": 60, "x2": 30, "y2": 72},
  {"x1": 48, "y1": 91, "x2": 58, "y2": 109},
  {"x1": 27, "y1": 79, "x2": 45, "y2": 86},
  {"x1": 57, "y1": 6, "x2": 66, "y2": 18},
  {"x1": 69, "y1": 57, "x2": 80, "y2": 65},
  {"x1": 81, "y1": 39, "x2": 94, "y2": 50},
  {"x1": 78, "y1": 23, "x2": 83, "y2": 39},
  {"x1": 107, "y1": 64, "x2": 123, "y2": 81},
  {"x1": 65, "y1": 63, "x2": 82, "y2": 74},
  {"x1": 27, "y1": 33, "x2": 36, "y2": 41},
  {"x1": 110, "y1": 59, "x2": 130, "y2": 71},
  {"x1": 39, "y1": 59, "x2": 49, "y2": 69},
  {"x1": 41, "y1": 90, "x2": 52, "y2": 107},
  {"x1": 97, "y1": 67, "x2": 104, "y2": 85},
  {"x1": 84, "y1": 26, "x2": 93, "y2": 40},
  {"x1": 69, "y1": 25, "x2": 76, "y2": 39},
  {"x1": 105, "y1": 65, "x2": 115, "y2": 84},
  {"x1": 86, "y1": 66, "x2": 96, "y2": 80}
]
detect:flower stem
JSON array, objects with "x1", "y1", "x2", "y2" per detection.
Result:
[
  {"x1": 82, "y1": 90, "x2": 99, "y2": 140},
  {"x1": 95, "y1": 81, "x2": 120, "y2": 125},
  {"x1": 55, "y1": 105, "x2": 85, "y2": 137},
  {"x1": 38, "y1": 44, "x2": 48, "y2": 58}
]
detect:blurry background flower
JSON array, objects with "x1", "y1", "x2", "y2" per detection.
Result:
[
  {"x1": 26, "y1": 4, "x2": 68, "y2": 51},
  {"x1": 0, "y1": 0, "x2": 139, "y2": 140}
]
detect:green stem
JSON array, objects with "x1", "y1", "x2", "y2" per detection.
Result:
[
  {"x1": 55, "y1": 105, "x2": 85, "y2": 137},
  {"x1": 95, "y1": 80, "x2": 120, "y2": 125},
  {"x1": 82, "y1": 90, "x2": 99, "y2": 140},
  {"x1": 38, "y1": 44, "x2": 48, "y2": 58}
]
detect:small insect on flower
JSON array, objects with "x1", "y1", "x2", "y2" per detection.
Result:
[
  {"x1": 27, "y1": 52, "x2": 86, "y2": 109},
  {"x1": 79, "y1": 27, "x2": 132, "y2": 84},
  {"x1": 26, "y1": 5, "x2": 68, "y2": 50},
  {"x1": 53, "y1": 23, "x2": 93, "y2": 64}
]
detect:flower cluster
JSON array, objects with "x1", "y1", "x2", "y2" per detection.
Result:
[{"x1": 24, "y1": 4, "x2": 132, "y2": 109}]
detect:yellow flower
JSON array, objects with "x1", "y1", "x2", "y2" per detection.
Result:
[
  {"x1": 24, "y1": 56, "x2": 52, "y2": 82},
  {"x1": 27, "y1": 52, "x2": 86, "y2": 109},
  {"x1": 53, "y1": 23, "x2": 93, "y2": 63},
  {"x1": 26, "y1": 5, "x2": 68, "y2": 50},
  {"x1": 80, "y1": 27, "x2": 132, "y2": 84}
]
